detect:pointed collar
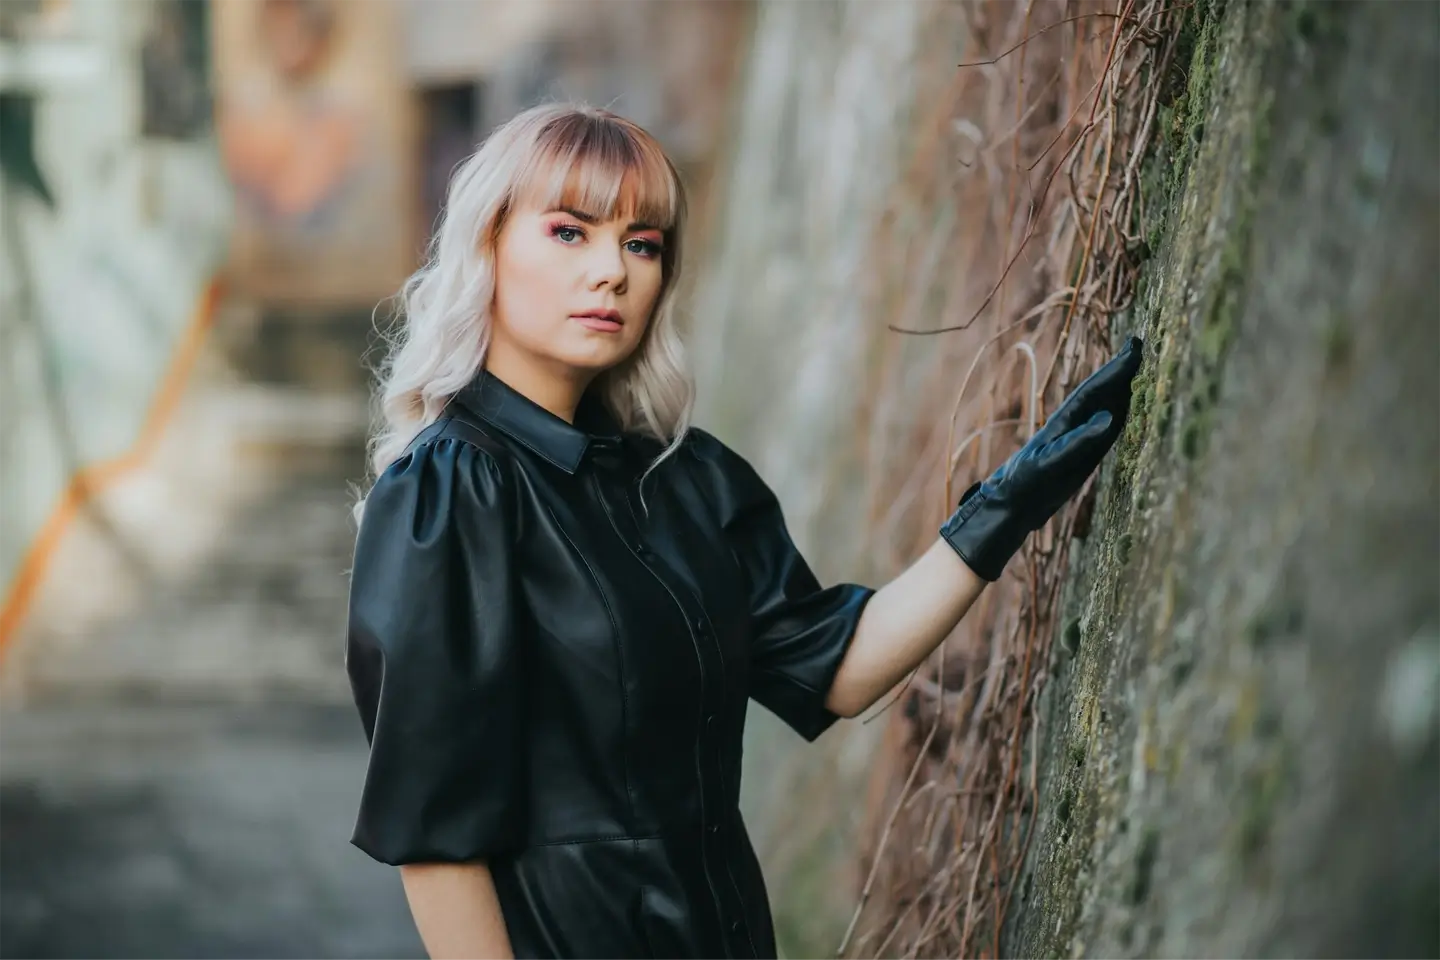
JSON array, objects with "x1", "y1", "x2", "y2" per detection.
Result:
[{"x1": 452, "y1": 370, "x2": 624, "y2": 474}]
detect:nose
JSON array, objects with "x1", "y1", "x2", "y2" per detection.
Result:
[{"x1": 586, "y1": 242, "x2": 627, "y2": 292}]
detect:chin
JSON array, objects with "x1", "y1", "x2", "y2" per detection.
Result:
[
  {"x1": 551, "y1": 343, "x2": 639, "y2": 376},
  {"x1": 561, "y1": 330, "x2": 643, "y2": 367},
  {"x1": 505, "y1": 321, "x2": 643, "y2": 378}
]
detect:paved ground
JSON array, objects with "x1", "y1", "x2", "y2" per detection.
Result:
[{"x1": 0, "y1": 701, "x2": 424, "y2": 959}]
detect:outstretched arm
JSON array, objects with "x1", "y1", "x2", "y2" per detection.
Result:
[
  {"x1": 825, "y1": 538, "x2": 987, "y2": 718},
  {"x1": 825, "y1": 336, "x2": 1145, "y2": 719}
]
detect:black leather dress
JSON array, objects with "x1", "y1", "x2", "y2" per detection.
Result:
[{"x1": 345, "y1": 370, "x2": 875, "y2": 959}]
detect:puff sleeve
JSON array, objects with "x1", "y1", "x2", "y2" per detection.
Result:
[
  {"x1": 688, "y1": 430, "x2": 876, "y2": 742},
  {"x1": 345, "y1": 436, "x2": 525, "y2": 865}
]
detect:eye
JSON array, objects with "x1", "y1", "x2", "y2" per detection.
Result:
[
  {"x1": 625, "y1": 238, "x2": 662, "y2": 258},
  {"x1": 551, "y1": 224, "x2": 585, "y2": 244}
]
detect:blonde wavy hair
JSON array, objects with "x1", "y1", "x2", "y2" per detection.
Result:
[{"x1": 358, "y1": 103, "x2": 693, "y2": 513}]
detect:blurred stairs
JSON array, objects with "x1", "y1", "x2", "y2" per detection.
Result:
[
  {"x1": 13, "y1": 298, "x2": 377, "y2": 703},
  {"x1": 0, "y1": 300, "x2": 426, "y2": 959}
]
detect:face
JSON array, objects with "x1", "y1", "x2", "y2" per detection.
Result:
[{"x1": 489, "y1": 195, "x2": 667, "y2": 383}]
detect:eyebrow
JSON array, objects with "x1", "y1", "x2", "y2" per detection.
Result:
[{"x1": 556, "y1": 207, "x2": 661, "y2": 234}]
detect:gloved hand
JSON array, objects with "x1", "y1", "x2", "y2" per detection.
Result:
[{"x1": 940, "y1": 335, "x2": 1144, "y2": 581}]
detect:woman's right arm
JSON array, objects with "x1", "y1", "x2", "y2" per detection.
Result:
[
  {"x1": 345, "y1": 438, "x2": 529, "y2": 957},
  {"x1": 400, "y1": 862, "x2": 513, "y2": 960}
]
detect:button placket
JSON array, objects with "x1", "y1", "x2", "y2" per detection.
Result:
[{"x1": 594, "y1": 470, "x2": 741, "y2": 947}]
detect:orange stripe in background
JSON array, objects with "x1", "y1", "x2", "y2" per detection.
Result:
[{"x1": 0, "y1": 277, "x2": 225, "y2": 659}]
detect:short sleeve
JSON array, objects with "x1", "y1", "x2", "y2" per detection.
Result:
[
  {"x1": 688, "y1": 430, "x2": 876, "y2": 742},
  {"x1": 345, "y1": 436, "x2": 525, "y2": 865}
]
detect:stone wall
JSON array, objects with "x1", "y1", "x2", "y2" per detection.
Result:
[
  {"x1": 695, "y1": 0, "x2": 1438, "y2": 956},
  {"x1": 1008, "y1": 2, "x2": 1439, "y2": 955},
  {"x1": 690, "y1": 2, "x2": 987, "y2": 953}
]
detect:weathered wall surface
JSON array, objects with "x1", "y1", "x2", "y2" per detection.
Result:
[
  {"x1": 699, "y1": 0, "x2": 1438, "y2": 957},
  {"x1": 1008, "y1": 2, "x2": 1439, "y2": 956},
  {"x1": 691, "y1": 0, "x2": 929, "y2": 569},
  {"x1": 689, "y1": 3, "x2": 982, "y2": 954}
]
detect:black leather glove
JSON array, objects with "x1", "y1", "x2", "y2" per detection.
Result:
[{"x1": 940, "y1": 335, "x2": 1144, "y2": 581}]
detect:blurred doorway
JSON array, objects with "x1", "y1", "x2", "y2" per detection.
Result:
[{"x1": 418, "y1": 81, "x2": 484, "y2": 246}]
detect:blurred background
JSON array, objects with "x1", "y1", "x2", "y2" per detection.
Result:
[{"x1": 1, "y1": 1, "x2": 1436, "y2": 958}]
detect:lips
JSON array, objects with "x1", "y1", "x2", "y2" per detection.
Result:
[{"x1": 572, "y1": 311, "x2": 623, "y2": 333}]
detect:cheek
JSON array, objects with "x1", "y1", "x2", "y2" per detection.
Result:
[
  {"x1": 633, "y1": 263, "x2": 666, "y2": 315},
  {"x1": 623, "y1": 269, "x2": 664, "y2": 344},
  {"x1": 495, "y1": 237, "x2": 568, "y2": 330}
]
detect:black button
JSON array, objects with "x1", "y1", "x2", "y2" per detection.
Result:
[
  {"x1": 588, "y1": 441, "x2": 624, "y2": 468},
  {"x1": 730, "y1": 920, "x2": 741, "y2": 934},
  {"x1": 708, "y1": 823, "x2": 719, "y2": 835},
  {"x1": 692, "y1": 616, "x2": 707, "y2": 634}
]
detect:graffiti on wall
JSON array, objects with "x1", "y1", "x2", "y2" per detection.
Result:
[
  {"x1": 0, "y1": 0, "x2": 232, "y2": 649},
  {"x1": 216, "y1": 0, "x2": 363, "y2": 230},
  {"x1": 213, "y1": 0, "x2": 409, "y2": 304}
]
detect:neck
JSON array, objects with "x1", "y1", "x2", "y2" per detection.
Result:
[{"x1": 483, "y1": 345, "x2": 594, "y2": 425}]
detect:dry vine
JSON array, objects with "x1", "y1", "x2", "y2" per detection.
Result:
[{"x1": 846, "y1": 1, "x2": 1188, "y2": 956}]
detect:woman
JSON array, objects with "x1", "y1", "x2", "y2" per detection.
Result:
[{"x1": 346, "y1": 103, "x2": 1143, "y2": 960}]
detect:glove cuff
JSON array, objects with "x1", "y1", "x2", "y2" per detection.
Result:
[{"x1": 939, "y1": 484, "x2": 1029, "y2": 582}]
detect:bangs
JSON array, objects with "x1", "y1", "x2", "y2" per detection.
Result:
[{"x1": 512, "y1": 112, "x2": 681, "y2": 234}]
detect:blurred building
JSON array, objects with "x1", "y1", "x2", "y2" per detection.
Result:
[
  {"x1": 2, "y1": 0, "x2": 751, "y2": 699},
  {"x1": 212, "y1": 0, "x2": 747, "y2": 311}
]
